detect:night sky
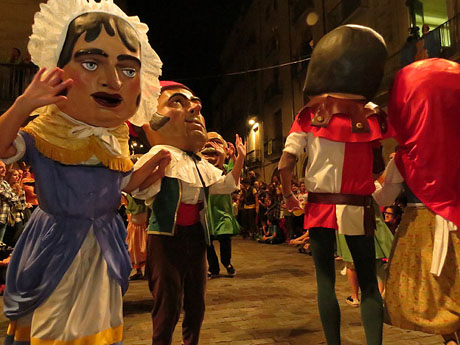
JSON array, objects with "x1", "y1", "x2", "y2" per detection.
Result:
[{"x1": 126, "y1": 1, "x2": 248, "y2": 129}]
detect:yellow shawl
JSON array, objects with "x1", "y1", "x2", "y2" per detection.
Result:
[{"x1": 22, "y1": 105, "x2": 133, "y2": 172}]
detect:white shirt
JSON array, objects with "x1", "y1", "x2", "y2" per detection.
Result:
[{"x1": 132, "y1": 145, "x2": 239, "y2": 204}]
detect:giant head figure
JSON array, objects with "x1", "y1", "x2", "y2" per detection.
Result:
[
  {"x1": 142, "y1": 81, "x2": 208, "y2": 153},
  {"x1": 200, "y1": 131, "x2": 228, "y2": 168},
  {"x1": 304, "y1": 24, "x2": 387, "y2": 100},
  {"x1": 28, "y1": 0, "x2": 162, "y2": 128}
]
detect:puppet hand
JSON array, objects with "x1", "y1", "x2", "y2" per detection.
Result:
[
  {"x1": 135, "y1": 150, "x2": 171, "y2": 192},
  {"x1": 234, "y1": 134, "x2": 246, "y2": 159},
  {"x1": 17, "y1": 67, "x2": 73, "y2": 112},
  {"x1": 146, "y1": 150, "x2": 171, "y2": 180}
]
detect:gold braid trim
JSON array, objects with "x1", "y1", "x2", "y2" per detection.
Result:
[{"x1": 22, "y1": 127, "x2": 133, "y2": 172}]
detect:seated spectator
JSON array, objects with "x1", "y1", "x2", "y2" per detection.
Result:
[
  {"x1": 289, "y1": 230, "x2": 311, "y2": 254},
  {"x1": 258, "y1": 218, "x2": 285, "y2": 244}
]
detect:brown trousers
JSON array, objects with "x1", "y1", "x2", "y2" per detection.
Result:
[{"x1": 146, "y1": 223, "x2": 207, "y2": 345}]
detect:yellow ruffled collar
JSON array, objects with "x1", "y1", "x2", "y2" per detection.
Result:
[{"x1": 23, "y1": 105, "x2": 133, "y2": 172}]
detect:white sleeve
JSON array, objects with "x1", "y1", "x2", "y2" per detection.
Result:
[
  {"x1": 1, "y1": 135, "x2": 26, "y2": 165},
  {"x1": 209, "y1": 173, "x2": 239, "y2": 195},
  {"x1": 120, "y1": 172, "x2": 133, "y2": 190},
  {"x1": 130, "y1": 148, "x2": 164, "y2": 200},
  {"x1": 283, "y1": 132, "x2": 308, "y2": 157},
  {"x1": 131, "y1": 179, "x2": 161, "y2": 200},
  {"x1": 372, "y1": 158, "x2": 404, "y2": 206}
]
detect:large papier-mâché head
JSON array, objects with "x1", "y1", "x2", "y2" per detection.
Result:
[
  {"x1": 28, "y1": 0, "x2": 162, "y2": 127},
  {"x1": 304, "y1": 24, "x2": 387, "y2": 100},
  {"x1": 142, "y1": 81, "x2": 208, "y2": 153}
]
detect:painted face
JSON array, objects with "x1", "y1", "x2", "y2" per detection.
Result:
[
  {"x1": 146, "y1": 87, "x2": 207, "y2": 153},
  {"x1": 201, "y1": 132, "x2": 227, "y2": 168},
  {"x1": 57, "y1": 27, "x2": 141, "y2": 128}
]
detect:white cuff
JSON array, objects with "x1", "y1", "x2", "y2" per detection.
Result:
[
  {"x1": 120, "y1": 173, "x2": 132, "y2": 190},
  {"x1": 431, "y1": 215, "x2": 458, "y2": 276},
  {"x1": 1, "y1": 135, "x2": 26, "y2": 165},
  {"x1": 131, "y1": 178, "x2": 161, "y2": 200},
  {"x1": 209, "y1": 173, "x2": 239, "y2": 195}
]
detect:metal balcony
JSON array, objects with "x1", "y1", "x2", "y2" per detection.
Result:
[{"x1": 0, "y1": 63, "x2": 38, "y2": 112}]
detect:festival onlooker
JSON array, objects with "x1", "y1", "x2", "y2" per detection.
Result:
[
  {"x1": 232, "y1": 192, "x2": 239, "y2": 217},
  {"x1": 8, "y1": 48, "x2": 21, "y2": 64},
  {"x1": 0, "y1": 162, "x2": 22, "y2": 245},
  {"x1": 20, "y1": 165, "x2": 38, "y2": 213},
  {"x1": 289, "y1": 230, "x2": 311, "y2": 254},
  {"x1": 241, "y1": 178, "x2": 259, "y2": 239},
  {"x1": 383, "y1": 205, "x2": 402, "y2": 234},
  {"x1": 5, "y1": 169, "x2": 27, "y2": 246},
  {"x1": 124, "y1": 193, "x2": 148, "y2": 280}
]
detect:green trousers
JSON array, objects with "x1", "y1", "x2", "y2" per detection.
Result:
[{"x1": 309, "y1": 228, "x2": 383, "y2": 345}]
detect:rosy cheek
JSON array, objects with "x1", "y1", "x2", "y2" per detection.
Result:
[
  {"x1": 125, "y1": 79, "x2": 141, "y2": 105},
  {"x1": 128, "y1": 79, "x2": 141, "y2": 93},
  {"x1": 63, "y1": 67, "x2": 86, "y2": 89}
]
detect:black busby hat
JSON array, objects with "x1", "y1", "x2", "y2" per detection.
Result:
[{"x1": 304, "y1": 25, "x2": 387, "y2": 100}]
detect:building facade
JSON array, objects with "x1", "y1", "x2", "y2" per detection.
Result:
[{"x1": 210, "y1": 0, "x2": 459, "y2": 182}]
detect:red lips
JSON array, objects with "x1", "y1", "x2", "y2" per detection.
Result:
[{"x1": 91, "y1": 92, "x2": 123, "y2": 108}]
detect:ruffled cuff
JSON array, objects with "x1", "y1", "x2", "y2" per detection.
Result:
[
  {"x1": 1, "y1": 135, "x2": 26, "y2": 165},
  {"x1": 120, "y1": 173, "x2": 133, "y2": 190},
  {"x1": 131, "y1": 178, "x2": 161, "y2": 200}
]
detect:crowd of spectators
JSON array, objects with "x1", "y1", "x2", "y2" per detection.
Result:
[
  {"x1": 231, "y1": 168, "x2": 405, "y2": 261},
  {"x1": 0, "y1": 160, "x2": 38, "y2": 294},
  {"x1": 0, "y1": 161, "x2": 36, "y2": 250},
  {"x1": 232, "y1": 171, "x2": 309, "y2": 248}
]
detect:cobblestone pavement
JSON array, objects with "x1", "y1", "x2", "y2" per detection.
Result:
[{"x1": 0, "y1": 237, "x2": 446, "y2": 344}]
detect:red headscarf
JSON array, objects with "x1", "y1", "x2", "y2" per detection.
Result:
[{"x1": 389, "y1": 58, "x2": 460, "y2": 227}]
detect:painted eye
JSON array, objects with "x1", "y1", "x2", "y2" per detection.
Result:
[
  {"x1": 82, "y1": 62, "x2": 98, "y2": 71},
  {"x1": 122, "y1": 68, "x2": 136, "y2": 78}
]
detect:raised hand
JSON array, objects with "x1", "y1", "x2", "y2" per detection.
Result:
[
  {"x1": 234, "y1": 134, "x2": 246, "y2": 160},
  {"x1": 123, "y1": 149, "x2": 172, "y2": 193},
  {"x1": 18, "y1": 67, "x2": 73, "y2": 112},
  {"x1": 230, "y1": 134, "x2": 246, "y2": 184}
]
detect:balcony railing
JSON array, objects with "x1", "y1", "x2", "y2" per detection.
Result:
[
  {"x1": 376, "y1": 13, "x2": 460, "y2": 104},
  {"x1": 0, "y1": 63, "x2": 37, "y2": 102}
]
